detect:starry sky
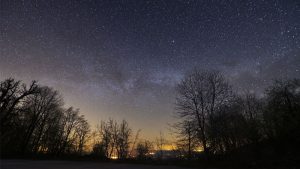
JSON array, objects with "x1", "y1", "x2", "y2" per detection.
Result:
[{"x1": 1, "y1": 0, "x2": 299, "y2": 140}]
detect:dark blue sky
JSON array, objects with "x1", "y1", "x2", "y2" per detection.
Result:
[{"x1": 1, "y1": 0, "x2": 299, "y2": 140}]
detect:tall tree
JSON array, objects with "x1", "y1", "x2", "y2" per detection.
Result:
[
  {"x1": 0, "y1": 78, "x2": 38, "y2": 140},
  {"x1": 264, "y1": 79, "x2": 300, "y2": 141},
  {"x1": 0, "y1": 78, "x2": 38, "y2": 154},
  {"x1": 174, "y1": 120, "x2": 197, "y2": 159},
  {"x1": 115, "y1": 120, "x2": 131, "y2": 159},
  {"x1": 74, "y1": 115, "x2": 90, "y2": 155},
  {"x1": 175, "y1": 69, "x2": 233, "y2": 155},
  {"x1": 20, "y1": 86, "x2": 63, "y2": 154}
]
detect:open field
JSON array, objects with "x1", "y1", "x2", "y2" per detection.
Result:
[{"x1": 0, "y1": 160, "x2": 192, "y2": 169}]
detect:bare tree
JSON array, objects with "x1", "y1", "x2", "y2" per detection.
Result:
[
  {"x1": 241, "y1": 93, "x2": 264, "y2": 144},
  {"x1": 57, "y1": 107, "x2": 81, "y2": 155},
  {"x1": 0, "y1": 78, "x2": 38, "y2": 142},
  {"x1": 175, "y1": 69, "x2": 233, "y2": 155},
  {"x1": 20, "y1": 86, "x2": 63, "y2": 154},
  {"x1": 74, "y1": 115, "x2": 90, "y2": 155},
  {"x1": 95, "y1": 119, "x2": 132, "y2": 159},
  {"x1": 115, "y1": 120, "x2": 132, "y2": 159},
  {"x1": 264, "y1": 79, "x2": 300, "y2": 140},
  {"x1": 173, "y1": 120, "x2": 197, "y2": 159},
  {"x1": 207, "y1": 97, "x2": 247, "y2": 153},
  {"x1": 136, "y1": 140, "x2": 153, "y2": 159},
  {"x1": 0, "y1": 78, "x2": 90, "y2": 157},
  {"x1": 96, "y1": 119, "x2": 116, "y2": 158}
]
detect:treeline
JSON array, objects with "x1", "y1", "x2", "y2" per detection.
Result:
[
  {"x1": 90, "y1": 119, "x2": 156, "y2": 160},
  {"x1": 0, "y1": 78, "x2": 144, "y2": 160},
  {"x1": 1, "y1": 72, "x2": 300, "y2": 166},
  {"x1": 0, "y1": 78, "x2": 90, "y2": 157},
  {"x1": 174, "y1": 69, "x2": 300, "y2": 164},
  {"x1": 91, "y1": 119, "x2": 133, "y2": 159}
]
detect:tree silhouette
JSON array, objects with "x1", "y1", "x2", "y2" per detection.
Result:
[
  {"x1": 175, "y1": 69, "x2": 233, "y2": 155},
  {"x1": 0, "y1": 78, "x2": 90, "y2": 157}
]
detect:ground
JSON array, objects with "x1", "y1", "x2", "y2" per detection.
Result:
[{"x1": 0, "y1": 160, "x2": 191, "y2": 169}]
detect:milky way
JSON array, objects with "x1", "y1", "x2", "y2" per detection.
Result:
[{"x1": 1, "y1": 0, "x2": 299, "y2": 140}]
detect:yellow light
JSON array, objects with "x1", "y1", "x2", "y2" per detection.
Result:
[
  {"x1": 110, "y1": 156, "x2": 118, "y2": 160},
  {"x1": 195, "y1": 147, "x2": 203, "y2": 152},
  {"x1": 162, "y1": 145, "x2": 174, "y2": 150}
]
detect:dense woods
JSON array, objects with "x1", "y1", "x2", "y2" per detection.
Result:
[
  {"x1": 1, "y1": 72, "x2": 300, "y2": 166},
  {"x1": 0, "y1": 78, "x2": 136, "y2": 159},
  {"x1": 174, "y1": 69, "x2": 300, "y2": 164},
  {"x1": 0, "y1": 78, "x2": 90, "y2": 157}
]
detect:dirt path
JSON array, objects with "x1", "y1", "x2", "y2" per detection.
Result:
[{"x1": 1, "y1": 160, "x2": 192, "y2": 169}]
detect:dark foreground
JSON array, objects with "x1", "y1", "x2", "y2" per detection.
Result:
[{"x1": 0, "y1": 160, "x2": 192, "y2": 169}]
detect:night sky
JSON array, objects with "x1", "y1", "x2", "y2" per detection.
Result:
[{"x1": 1, "y1": 0, "x2": 299, "y2": 140}]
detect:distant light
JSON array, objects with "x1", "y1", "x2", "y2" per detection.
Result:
[
  {"x1": 110, "y1": 156, "x2": 118, "y2": 160},
  {"x1": 195, "y1": 147, "x2": 203, "y2": 152}
]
